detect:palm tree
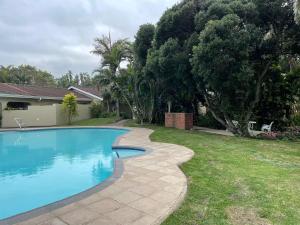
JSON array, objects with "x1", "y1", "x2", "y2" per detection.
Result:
[
  {"x1": 92, "y1": 33, "x2": 134, "y2": 118},
  {"x1": 102, "y1": 89, "x2": 112, "y2": 113}
]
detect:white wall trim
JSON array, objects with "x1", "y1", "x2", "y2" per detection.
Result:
[
  {"x1": 68, "y1": 86, "x2": 103, "y2": 101},
  {"x1": 0, "y1": 93, "x2": 91, "y2": 102}
]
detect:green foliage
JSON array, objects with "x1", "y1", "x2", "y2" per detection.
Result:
[
  {"x1": 91, "y1": 0, "x2": 300, "y2": 134},
  {"x1": 292, "y1": 114, "x2": 300, "y2": 126},
  {"x1": 295, "y1": 0, "x2": 300, "y2": 23},
  {"x1": 89, "y1": 102, "x2": 104, "y2": 118},
  {"x1": 89, "y1": 102, "x2": 116, "y2": 119},
  {"x1": 92, "y1": 34, "x2": 134, "y2": 118},
  {"x1": 0, "y1": 65, "x2": 95, "y2": 88},
  {"x1": 56, "y1": 71, "x2": 93, "y2": 88},
  {"x1": 131, "y1": 24, "x2": 157, "y2": 124},
  {"x1": 0, "y1": 65, "x2": 55, "y2": 86},
  {"x1": 255, "y1": 63, "x2": 299, "y2": 129},
  {"x1": 197, "y1": 112, "x2": 225, "y2": 129},
  {"x1": 92, "y1": 34, "x2": 132, "y2": 74},
  {"x1": 191, "y1": 0, "x2": 299, "y2": 135},
  {"x1": 62, "y1": 93, "x2": 78, "y2": 125},
  {"x1": 134, "y1": 24, "x2": 155, "y2": 68},
  {"x1": 154, "y1": 0, "x2": 197, "y2": 47}
]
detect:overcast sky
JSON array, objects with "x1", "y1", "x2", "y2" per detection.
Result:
[{"x1": 0, "y1": 0, "x2": 179, "y2": 77}]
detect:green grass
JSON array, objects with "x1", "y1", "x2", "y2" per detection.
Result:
[
  {"x1": 71, "y1": 117, "x2": 118, "y2": 126},
  {"x1": 125, "y1": 121, "x2": 300, "y2": 225}
]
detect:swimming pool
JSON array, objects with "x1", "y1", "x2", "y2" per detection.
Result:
[{"x1": 0, "y1": 128, "x2": 141, "y2": 220}]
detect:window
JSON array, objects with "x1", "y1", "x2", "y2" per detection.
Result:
[{"x1": 6, "y1": 102, "x2": 31, "y2": 110}]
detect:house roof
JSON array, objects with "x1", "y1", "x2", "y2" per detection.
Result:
[
  {"x1": 68, "y1": 86, "x2": 103, "y2": 101},
  {"x1": 0, "y1": 83, "x2": 93, "y2": 102}
]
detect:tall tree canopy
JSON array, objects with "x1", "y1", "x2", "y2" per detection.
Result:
[
  {"x1": 56, "y1": 71, "x2": 93, "y2": 88},
  {"x1": 295, "y1": 0, "x2": 300, "y2": 23},
  {"x1": 0, "y1": 65, "x2": 55, "y2": 86},
  {"x1": 124, "y1": 0, "x2": 300, "y2": 135},
  {"x1": 191, "y1": 0, "x2": 300, "y2": 135}
]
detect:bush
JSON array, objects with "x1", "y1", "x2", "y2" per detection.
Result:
[
  {"x1": 257, "y1": 127, "x2": 300, "y2": 140},
  {"x1": 90, "y1": 102, "x2": 104, "y2": 118},
  {"x1": 292, "y1": 114, "x2": 300, "y2": 126},
  {"x1": 197, "y1": 112, "x2": 225, "y2": 129},
  {"x1": 120, "y1": 111, "x2": 131, "y2": 119}
]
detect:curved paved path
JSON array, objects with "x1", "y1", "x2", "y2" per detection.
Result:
[{"x1": 12, "y1": 127, "x2": 194, "y2": 225}]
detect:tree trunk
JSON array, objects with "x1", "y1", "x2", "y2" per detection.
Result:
[
  {"x1": 114, "y1": 81, "x2": 135, "y2": 119},
  {"x1": 107, "y1": 101, "x2": 110, "y2": 113},
  {"x1": 116, "y1": 99, "x2": 120, "y2": 118},
  {"x1": 240, "y1": 122, "x2": 251, "y2": 137}
]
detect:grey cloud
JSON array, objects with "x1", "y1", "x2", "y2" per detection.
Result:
[{"x1": 0, "y1": 0, "x2": 179, "y2": 77}]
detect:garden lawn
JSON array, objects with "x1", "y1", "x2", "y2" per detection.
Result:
[
  {"x1": 140, "y1": 126, "x2": 300, "y2": 225},
  {"x1": 71, "y1": 117, "x2": 118, "y2": 126}
]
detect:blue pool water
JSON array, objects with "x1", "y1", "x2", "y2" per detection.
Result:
[{"x1": 0, "y1": 128, "x2": 128, "y2": 220}]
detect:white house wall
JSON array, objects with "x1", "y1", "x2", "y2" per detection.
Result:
[{"x1": 2, "y1": 104, "x2": 91, "y2": 128}]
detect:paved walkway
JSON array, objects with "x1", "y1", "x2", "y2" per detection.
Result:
[
  {"x1": 193, "y1": 126, "x2": 263, "y2": 137},
  {"x1": 193, "y1": 126, "x2": 235, "y2": 136},
  {"x1": 8, "y1": 128, "x2": 194, "y2": 225},
  {"x1": 110, "y1": 119, "x2": 129, "y2": 127}
]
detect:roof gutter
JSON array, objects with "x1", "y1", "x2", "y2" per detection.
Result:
[{"x1": 0, "y1": 93, "x2": 91, "y2": 102}]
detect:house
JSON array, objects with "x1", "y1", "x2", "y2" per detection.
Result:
[{"x1": 0, "y1": 83, "x2": 102, "y2": 128}]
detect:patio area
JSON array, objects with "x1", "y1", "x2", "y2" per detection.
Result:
[{"x1": 3, "y1": 127, "x2": 194, "y2": 225}]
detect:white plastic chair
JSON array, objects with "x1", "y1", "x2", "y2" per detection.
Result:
[{"x1": 261, "y1": 121, "x2": 274, "y2": 132}]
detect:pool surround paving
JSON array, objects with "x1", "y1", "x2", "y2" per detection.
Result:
[{"x1": 0, "y1": 127, "x2": 194, "y2": 225}]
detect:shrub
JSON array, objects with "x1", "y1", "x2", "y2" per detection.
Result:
[
  {"x1": 257, "y1": 127, "x2": 300, "y2": 140},
  {"x1": 120, "y1": 111, "x2": 131, "y2": 119},
  {"x1": 62, "y1": 93, "x2": 78, "y2": 125},
  {"x1": 292, "y1": 114, "x2": 300, "y2": 126},
  {"x1": 257, "y1": 132, "x2": 278, "y2": 140},
  {"x1": 90, "y1": 102, "x2": 104, "y2": 118},
  {"x1": 197, "y1": 112, "x2": 226, "y2": 129}
]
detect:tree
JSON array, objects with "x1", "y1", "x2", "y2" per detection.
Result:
[
  {"x1": 143, "y1": 1, "x2": 202, "y2": 123},
  {"x1": 0, "y1": 65, "x2": 55, "y2": 85},
  {"x1": 91, "y1": 34, "x2": 134, "y2": 118},
  {"x1": 57, "y1": 71, "x2": 75, "y2": 88},
  {"x1": 79, "y1": 72, "x2": 93, "y2": 87},
  {"x1": 295, "y1": 0, "x2": 300, "y2": 23},
  {"x1": 62, "y1": 93, "x2": 78, "y2": 125},
  {"x1": 56, "y1": 71, "x2": 93, "y2": 88},
  {"x1": 131, "y1": 24, "x2": 156, "y2": 124},
  {"x1": 102, "y1": 89, "x2": 112, "y2": 113},
  {"x1": 192, "y1": 0, "x2": 300, "y2": 136},
  {"x1": 134, "y1": 24, "x2": 155, "y2": 69}
]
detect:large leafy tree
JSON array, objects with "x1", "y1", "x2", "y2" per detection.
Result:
[
  {"x1": 144, "y1": 1, "x2": 201, "y2": 123},
  {"x1": 295, "y1": 0, "x2": 300, "y2": 23},
  {"x1": 134, "y1": 24, "x2": 155, "y2": 69},
  {"x1": 57, "y1": 71, "x2": 93, "y2": 88},
  {"x1": 0, "y1": 65, "x2": 55, "y2": 86},
  {"x1": 192, "y1": 0, "x2": 300, "y2": 136},
  {"x1": 132, "y1": 24, "x2": 156, "y2": 124},
  {"x1": 56, "y1": 70, "x2": 75, "y2": 88}
]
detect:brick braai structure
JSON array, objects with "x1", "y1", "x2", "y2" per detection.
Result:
[{"x1": 165, "y1": 113, "x2": 193, "y2": 130}]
